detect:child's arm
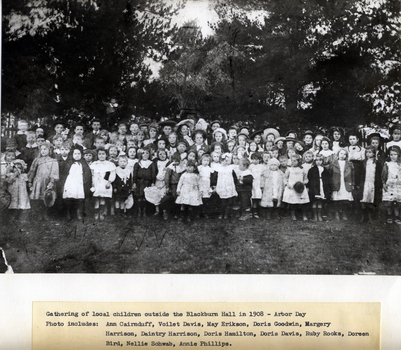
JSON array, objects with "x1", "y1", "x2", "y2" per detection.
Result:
[
  {"x1": 381, "y1": 162, "x2": 388, "y2": 190},
  {"x1": 283, "y1": 168, "x2": 290, "y2": 187},
  {"x1": 176, "y1": 175, "x2": 184, "y2": 196},
  {"x1": 106, "y1": 164, "x2": 116, "y2": 189},
  {"x1": 47, "y1": 159, "x2": 59, "y2": 190}
]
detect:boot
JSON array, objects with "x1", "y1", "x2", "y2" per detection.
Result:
[
  {"x1": 291, "y1": 210, "x2": 297, "y2": 221},
  {"x1": 76, "y1": 202, "x2": 83, "y2": 220},
  {"x1": 94, "y1": 208, "x2": 100, "y2": 220},
  {"x1": 317, "y1": 208, "x2": 323, "y2": 222},
  {"x1": 99, "y1": 205, "x2": 106, "y2": 220}
]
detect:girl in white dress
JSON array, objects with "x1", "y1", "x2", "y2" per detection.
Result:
[
  {"x1": 249, "y1": 152, "x2": 264, "y2": 218},
  {"x1": 90, "y1": 148, "x2": 116, "y2": 220},
  {"x1": 215, "y1": 153, "x2": 238, "y2": 219},
  {"x1": 197, "y1": 154, "x2": 215, "y2": 218},
  {"x1": 176, "y1": 161, "x2": 202, "y2": 222}
]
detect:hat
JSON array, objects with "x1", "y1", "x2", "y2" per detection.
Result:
[
  {"x1": 210, "y1": 141, "x2": 225, "y2": 152},
  {"x1": 195, "y1": 118, "x2": 209, "y2": 132},
  {"x1": 177, "y1": 140, "x2": 189, "y2": 149},
  {"x1": 329, "y1": 127, "x2": 345, "y2": 137},
  {"x1": 148, "y1": 122, "x2": 159, "y2": 131},
  {"x1": 366, "y1": 132, "x2": 387, "y2": 144},
  {"x1": 52, "y1": 120, "x2": 65, "y2": 128},
  {"x1": 285, "y1": 136, "x2": 297, "y2": 142},
  {"x1": 139, "y1": 123, "x2": 148, "y2": 129},
  {"x1": 176, "y1": 119, "x2": 195, "y2": 130},
  {"x1": 213, "y1": 128, "x2": 227, "y2": 140},
  {"x1": 192, "y1": 129, "x2": 207, "y2": 140},
  {"x1": 210, "y1": 120, "x2": 221, "y2": 127},
  {"x1": 0, "y1": 189, "x2": 11, "y2": 212},
  {"x1": 274, "y1": 137, "x2": 286, "y2": 144},
  {"x1": 5, "y1": 138, "x2": 18, "y2": 149},
  {"x1": 302, "y1": 130, "x2": 315, "y2": 137},
  {"x1": 249, "y1": 130, "x2": 263, "y2": 140},
  {"x1": 159, "y1": 120, "x2": 177, "y2": 128},
  {"x1": 345, "y1": 129, "x2": 362, "y2": 141},
  {"x1": 13, "y1": 159, "x2": 27, "y2": 170},
  {"x1": 268, "y1": 158, "x2": 280, "y2": 166},
  {"x1": 43, "y1": 188, "x2": 56, "y2": 207},
  {"x1": 294, "y1": 140, "x2": 306, "y2": 148},
  {"x1": 293, "y1": 181, "x2": 305, "y2": 194},
  {"x1": 285, "y1": 130, "x2": 298, "y2": 138},
  {"x1": 236, "y1": 132, "x2": 249, "y2": 140},
  {"x1": 262, "y1": 128, "x2": 280, "y2": 142}
]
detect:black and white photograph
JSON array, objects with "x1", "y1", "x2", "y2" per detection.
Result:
[{"x1": 1, "y1": 0, "x2": 400, "y2": 276}]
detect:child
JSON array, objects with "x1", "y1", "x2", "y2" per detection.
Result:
[
  {"x1": 197, "y1": 154, "x2": 215, "y2": 218},
  {"x1": 187, "y1": 150, "x2": 198, "y2": 165},
  {"x1": 278, "y1": 155, "x2": 288, "y2": 174},
  {"x1": 90, "y1": 148, "x2": 116, "y2": 220},
  {"x1": 108, "y1": 145, "x2": 119, "y2": 166},
  {"x1": 271, "y1": 146, "x2": 279, "y2": 160},
  {"x1": 19, "y1": 131, "x2": 39, "y2": 170},
  {"x1": 360, "y1": 146, "x2": 383, "y2": 222},
  {"x1": 215, "y1": 153, "x2": 238, "y2": 219},
  {"x1": 330, "y1": 127, "x2": 346, "y2": 154},
  {"x1": 133, "y1": 148, "x2": 156, "y2": 217},
  {"x1": 307, "y1": 154, "x2": 331, "y2": 221},
  {"x1": 311, "y1": 134, "x2": 324, "y2": 156},
  {"x1": 318, "y1": 137, "x2": 335, "y2": 167},
  {"x1": 235, "y1": 157, "x2": 253, "y2": 221},
  {"x1": 210, "y1": 151, "x2": 221, "y2": 171},
  {"x1": 386, "y1": 124, "x2": 401, "y2": 151},
  {"x1": 14, "y1": 119, "x2": 29, "y2": 151},
  {"x1": 302, "y1": 150, "x2": 314, "y2": 175},
  {"x1": 265, "y1": 140, "x2": 274, "y2": 153},
  {"x1": 191, "y1": 130, "x2": 209, "y2": 154},
  {"x1": 249, "y1": 152, "x2": 264, "y2": 218},
  {"x1": 60, "y1": 147, "x2": 92, "y2": 220},
  {"x1": 212, "y1": 128, "x2": 227, "y2": 144},
  {"x1": 262, "y1": 152, "x2": 271, "y2": 170},
  {"x1": 144, "y1": 149, "x2": 169, "y2": 216},
  {"x1": 167, "y1": 132, "x2": 178, "y2": 157},
  {"x1": 283, "y1": 154, "x2": 310, "y2": 221},
  {"x1": 135, "y1": 131, "x2": 146, "y2": 149},
  {"x1": 381, "y1": 145, "x2": 401, "y2": 224},
  {"x1": 5, "y1": 159, "x2": 31, "y2": 219},
  {"x1": 94, "y1": 136, "x2": 106, "y2": 150},
  {"x1": 260, "y1": 158, "x2": 284, "y2": 219},
  {"x1": 226, "y1": 139, "x2": 236, "y2": 153},
  {"x1": 113, "y1": 155, "x2": 133, "y2": 215},
  {"x1": 329, "y1": 148, "x2": 354, "y2": 221},
  {"x1": 248, "y1": 141, "x2": 259, "y2": 160},
  {"x1": 52, "y1": 134, "x2": 64, "y2": 155},
  {"x1": 176, "y1": 161, "x2": 202, "y2": 222},
  {"x1": 127, "y1": 147, "x2": 138, "y2": 175},
  {"x1": 83, "y1": 149, "x2": 95, "y2": 166},
  {"x1": 27, "y1": 143, "x2": 59, "y2": 220}
]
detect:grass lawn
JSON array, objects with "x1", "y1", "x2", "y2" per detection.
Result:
[{"x1": 1, "y1": 210, "x2": 400, "y2": 274}]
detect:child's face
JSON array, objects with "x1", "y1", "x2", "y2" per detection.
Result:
[
  {"x1": 60, "y1": 147, "x2": 70, "y2": 157},
  {"x1": 26, "y1": 134, "x2": 36, "y2": 144},
  {"x1": 239, "y1": 161, "x2": 247, "y2": 171},
  {"x1": 180, "y1": 125, "x2": 189, "y2": 136},
  {"x1": 267, "y1": 134, "x2": 275, "y2": 142},
  {"x1": 73, "y1": 135, "x2": 83, "y2": 145},
  {"x1": 249, "y1": 142, "x2": 257, "y2": 152},
  {"x1": 128, "y1": 148, "x2": 137, "y2": 159},
  {"x1": 195, "y1": 134, "x2": 204, "y2": 145},
  {"x1": 304, "y1": 153, "x2": 313, "y2": 163},
  {"x1": 214, "y1": 145, "x2": 222, "y2": 154},
  {"x1": 240, "y1": 128, "x2": 249, "y2": 135},
  {"x1": 157, "y1": 140, "x2": 166, "y2": 149},
  {"x1": 118, "y1": 124, "x2": 127, "y2": 135},
  {"x1": 115, "y1": 141, "x2": 125, "y2": 151},
  {"x1": 269, "y1": 163, "x2": 278, "y2": 171},
  {"x1": 233, "y1": 155, "x2": 239, "y2": 165},
  {"x1": 390, "y1": 151, "x2": 398, "y2": 162},
  {"x1": 238, "y1": 136, "x2": 247, "y2": 147},
  {"x1": 212, "y1": 153, "x2": 220, "y2": 163},
  {"x1": 75, "y1": 126, "x2": 84, "y2": 136},
  {"x1": 227, "y1": 142, "x2": 235, "y2": 152},
  {"x1": 168, "y1": 134, "x2": 177, "y2": 145},
  {"x1": 53, "y1": 137, "x2": 63, "y2": 148},
  {"x1": 251, "y1": 157, "x2": 259, "y2": 165},
  {"x1": 100, "y1": 132, "x2": 108, "y2": 142},
  {"x1": 349, "y1": 136, "x2": 358, "y2": 145},
  {"x1": 214, "y1": 132, "x2": 223, "y2": 142},
  {"x1": 35, "y1": 128, "x2": 44, "y2": 138},
  {"x1": 315, "y1": 136, "x2": 323, "y2": 146},
  {"x1": 295, "y1": 142, "x2": 304, "y2": 152},
  {"x1": 109, "y1": 147, "x2": 118, "y2": 157},
  {"x1": 149, "y1": 128, "x2": 157, "y2": 138},
  {"x1": 37, "y1": 138, "x2": 45, "y2": 146},
  {"x1": 366, "y1": 149, "x2": 374, "y2": 159},
  {"x1": 321, "y1": 141, "x2": 329, "y2": 150},
  {"x1": 265, "y1": 142, "x2": 273, "y2": 151},
  {"x1": 211, "y1": 123, "x2": 220, "y2": 132},
  {"x1": 228, "y1": 129, "x2": 237, "y2": 139},
  {"x1": 291, "y1": 157, "x2": 299, "y2": 167},
  {"x1": 127, "y1": 141, "x2": 136, "y2": 149},
  {"x1": 177, "y1": 144, "x2": 186, "y2": 153},
  {"x1": 237, "y1": 147, "x2": 245, "y2": 158},
  {"x1": 304, "y1": 134, "x2": 313, "y2": 145},
  {"x1": 287, "y1": 149, "x2": 296, "y2": 158},
  {"x1": 201, "y1": 157, "x2": 210, "y2": 166},
  {"x1": 315, "y1": 158, "x2": 323, "y2": 166},
  {"x1": 92, "y1": 122, "x2": 101, "y2": 131},
  {"x1": 222, "y1": 155, "x2": 232, "y2": 165},
  {"x1": 118, "y1": 158, "x2": 128, "y2": 168},
  {"x1": 198, "y1": 150, "x2": 205, "y2": 158},
  {"x1": 95, "y1": 139, "x2": 105, "y2": 149},
  {"x1": 186, "y1": 165, "x2": 195, "y2": 173},
  {"x1": 84, "y1": 153, "x2": 93, "y2": 163},
  {"x1": 54, "y1": 124, "x2": 64, "y2": 134},
  {"x1": 72, "y1": 149, "x2": 82, "y2": 161},
  {"x1": 137, "y1": 132, "x2": 145, "y2": 141},
  {"x1": 370, "y1": 139, "x2": 379, "y2": 149},
  {"x1": 98, "y1": 151, "x2": 107, "y2": 161},
  {"x1": 254, "y1": 135, "x2": 262, "y2": 144},
  {"x1": 286, "y1": 141, "x2": 294, "y2": 149},
  {"x1": 163, "y1": 126, "x2": 172, "y2": 136},
  {"x1": 276, "y1": 140, "x2": 284, "y2": 149},
  {"x1": 5, "y1": 152, "x2": 15, "y2": 162},
  {"x1": 40, "y1": 146, "x2": 50, "y2": 157},
  {"x1": 338, "y1": 150, "x2": 347, "y2": 160},
  {"x1": 158, "y1": 151, "x2": 167, "y2": 161},
  {"x1": 287, "y1": 132, "x2": 296, "y2": 139},
  {"x1": 263, "y1": 153, "x2": 270, "y2": 164},
  {"x1": 187, "y1": 152, "x2": 196, "y2": 162},
  {"x1": 130, "y1": 124, "x2": 139, "y2": 134},
  {"x1": 393, "y1": 129, "x2": 401, "y2": 141},
  {"x1": 272, "y1": 150, "x2": 279, "y2": 159},
  {"x1": 142, "y1": 150, "x2": 150, "y2": 160},
  {"x1": 279, "y1": 158, "x2": 288, "y2": 167},
  {"x1": 109, "y1": 133, "x2": 118, "y2": 142},
  {"x1": 333, "y1": 131, "x2": 341, "y2": 141}
]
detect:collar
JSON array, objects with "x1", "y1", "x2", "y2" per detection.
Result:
[{"x1": 26, "y1": 143, "x2": 38, "y2": 149}]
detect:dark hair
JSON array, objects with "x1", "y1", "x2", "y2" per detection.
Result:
[
  {"x1": 239, "y1": 157, "x2": 250, "y2": 168},
  {"x1": 250, "y1": 152, "x2": 262, "y2": 161}
]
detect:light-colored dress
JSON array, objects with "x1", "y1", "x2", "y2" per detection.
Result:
[
  {"x1": 28, "y1": 156, "x2": 59, "y2": 200},
  {"x1": 63, "y1": 163, "x2": 85, "y2": 199},
  {"x1": 382, "y1": 161, "x2": 401, "y2": 202},
  {"x1": 249, "y1": 163, "x2": 264, "y2": 199},
  {"x1": 282, "y1": 166, "x2": 309, "y2": 204},
  {"x1": 6, "y1": 171, "x2": 31, "y2": 209},
  {"x1": 332, "y1": 160, "x2": 353, "y2": 201},
  {"x1": 260, "y1": 169, "x2": 284, "y2": 208},
  {"x1": 144, "y1": 160, "x2": 168, "y2": 205},
  {"x1": 361, "y1": 159, "x2": 376, "y2": 203},
  {"x1": 176, "y1": 173, "x2": 202, "y2": 206},
  {"x1": 215, "y1": 165, "x2": 238, "y2": 199},
  {"x1": 90, "y1": 160, "x2": 116, "y2": 198},
  {"x1": 198, "y1": 165, "x2": 214, "y2": 198}
]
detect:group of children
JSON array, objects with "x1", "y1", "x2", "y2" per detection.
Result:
[{"x1": 1, "y1": 117, "x2": 401, "y2": 224}]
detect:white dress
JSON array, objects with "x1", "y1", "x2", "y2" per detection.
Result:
[
  {"x1": 282, "y1": 167, "x2": 309, "y2": 204},
  {"x1": 63, "y1": 163, "x2": 85, "y2": 199},
  {"x1": 215, "y1": 165, "x2": 238, "y2": 199},
  {"x1": 144, "y1": 160, "x2": 168, "y2": 205},
  {"x1": 361, "y1": 159, "x2": 376, "y2": 203},
  {"x1": 332, "y1": 160, "x2": 353, "y2": 201},
  {"x1": 175, "y1": 173, "x2": 202, "y2": 206},
  {"x1": 90, "y1": 160, "x2": 116, "y2": 198},
  {"x1": 382, "y1": 161, "x2": 401, "y2": 202},
  {"x1": 198, "y1": 165, "x2": 214, "y2": 198},
  {"x1": 249, "y1": 164, "x2": 264, "y2": 199}
]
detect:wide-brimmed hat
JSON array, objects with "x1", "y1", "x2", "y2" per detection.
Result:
[
  {"x1": 302, "y1": 130, "x2": 315, "y2": 138},
  {"x1": 213, "y1": 128, "x2": 227, "y2": 140},
  {"x1": 43, "y1": 188, "x2": 56, "y2": 208},
  {"x1": 159, "y1": 120, "x2": 177, "y2": 128},
  {"x1": 294, "y1": 181, "x2": 305, "y2": 194},
  {"x1": 210, "y1": 119, "x2": 221, "y2": 127},
  {"x1": 5, "y1": 138, "x2": 18, "y2": 149},
  {"x1": 52, "y1": 120, "x2": 65, "y2": 129},
  {"x1": 285, "y1": 130, "x2": 298, "y2": 138},
  {"x1": 249, "y1": 129, "x2": 263, "y2": 140},
  {"x1": 262, "y1": 128, "x2": 280, "y2": 142},
  {"x1": 285, "y1": 136, "x2": 297, "y2": 142},
  {"x1": 195, "y1": 118, "x2": 209, "y2": 132},
  {"x1": 366, "y1": 132, "x2": 388, "y2": 144},
  {"x1": 148, "y1": 122, "x2": 159, "y2": 131},
  {"x1": 274, "y1": 136, "x2": 286, "y2": 144},
  {"x1": 176, "y1": 119, "x2": 195, "y2": 131}
]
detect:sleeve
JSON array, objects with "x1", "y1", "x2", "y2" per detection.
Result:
[
  {"x1": 49, "y1": 159, "x2": 59, "y2": 182},
  {"x1": 307, "y1": 168, "x2": 312, "y2": 188},
  {"x1": 232, "y1": 170, "x2": 238, "y2": 185},
  {"x1": 107, "y1": 163, "x2": 116, "y2": 183},
  {"x1": 151, "y1": 162, "x2": 156, "y2": 184},
  {"x1": 27, "y1": 158, "x2": 39, "y2": 183},
  {"x1": 133, "y1": 163, "x2": 139, "y2": 182},
  {"x1": 242, "y1": 174, "x2": 253, "y2": 186},
  {"x1": 176, "y1": 174, "x2": 184, "y2": 193},
  {"x1": 211, "y1": 171, "x2": 218, "y2": 187},
  {"x1": 381, "y1": 162, "x2": 388, "y2": 184},
  {"x1": 349, "y1": 161, "x2": 355, "y2": 186}
]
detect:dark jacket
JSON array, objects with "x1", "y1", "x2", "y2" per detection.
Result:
[
  {"x1": 307, "y1": 165, "x2": 331, "y2": 200},
  {"x1": 360, "y1": 159, "x2": 383, "y2": 204},
  {"x1": 329, "y1": 160, "x2": 354, "y2": 192},
  {"x1": 59, "y1": 159, "x2": 92, "y2": 197},
  {"x1": 233, "y1": 170, "x2": 253, "y2": 193}
]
